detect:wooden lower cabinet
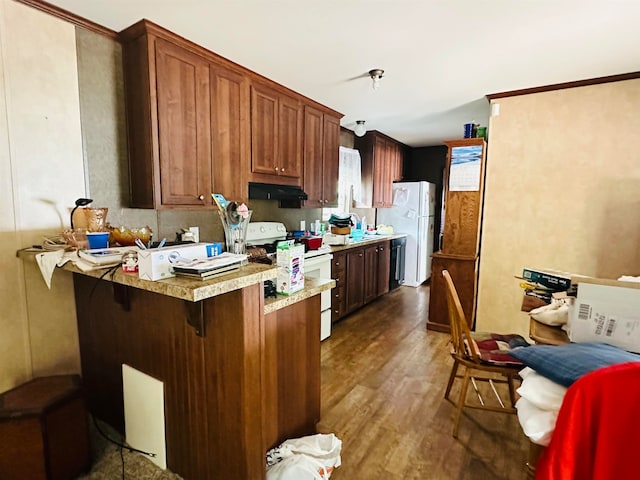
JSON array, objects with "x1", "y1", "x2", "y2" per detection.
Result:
[
  {"x1": 73, "y1": 274, "x2": 320, "y2": 480},
  {"x1": 263, "y1": 296, "x2": 320, "y2": 450},
  {"x1": 331, "y1": 251, "x2": 347, "y2": 321},
  {"x1": 346, "y1": 248, "x2": 365, "y2": 312},
  {"x1": 331, "y1": 241, "x2": 391, "y2": 323},
  {"x1": 427, "y1": 252, "x2": 478, "y2": 333},
  {"x1": 376, "y1": 241, "x2": 391, "y2": 297}
]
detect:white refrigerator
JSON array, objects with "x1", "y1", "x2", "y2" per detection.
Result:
[{"x1": 376, "y1": 181, "x2": 436, "y2": 287}]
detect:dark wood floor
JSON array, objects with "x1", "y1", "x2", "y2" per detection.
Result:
[{"x1": 318, "y1": 284, "x2": 530, "y2": 480}]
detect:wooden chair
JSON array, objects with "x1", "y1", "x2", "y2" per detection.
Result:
[{"x1": 442, "y1": 269, "x2": 524, "y2": 438}]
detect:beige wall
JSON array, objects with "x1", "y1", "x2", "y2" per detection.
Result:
[
  {"x1": 477, "y1": 79, "x2": 640, "y2": 337},
  {"x1": 0, "y1": 0, "x2": 85, "y2": 391}
]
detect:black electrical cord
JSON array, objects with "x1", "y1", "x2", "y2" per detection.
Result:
[
  {"x1": 86, "y1": 262, "x2": 121, "y2": 302},
  {"x1": 91, "y1": 413, "x2": 157, "y2": 480}
]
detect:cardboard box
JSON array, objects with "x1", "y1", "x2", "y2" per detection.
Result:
[
  {"x1": 138, "y1": 243, "x2": 217, "y2": 281},
  {"x1": 568, "y1": 277, "x2": 640, "y2": 353},
  {"x1": 276, "y1": 242, "x2": 305, "y2": 295}
]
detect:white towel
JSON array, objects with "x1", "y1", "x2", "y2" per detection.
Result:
[{"x1": 35, "y1": 250, "x2": 76, "y2": 289}]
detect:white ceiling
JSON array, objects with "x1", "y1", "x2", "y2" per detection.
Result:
[{"x1": 46, "y1": 0, "x2": 640, "y2": 147}]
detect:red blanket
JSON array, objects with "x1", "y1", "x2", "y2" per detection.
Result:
[{"x1": 536, "y1": 362, "x2": 640, "y2": 480}]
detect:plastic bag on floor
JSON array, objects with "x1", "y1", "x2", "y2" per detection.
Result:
[{"x1": 266, "y1": 433, "x2": 342, "y2": 480}]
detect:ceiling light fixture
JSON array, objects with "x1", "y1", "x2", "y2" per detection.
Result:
[
  {"x1": 369, "y1": 69, "x2": 384, "y2": 90},
  {"x1": 354, "y1": 120, "x2": 366, "y2": 137}
]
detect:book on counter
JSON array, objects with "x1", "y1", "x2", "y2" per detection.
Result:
[
  {"x1": 174, "y1": 263, "x2": 241, "y2": 280},
  {"x1": 522, "y1": 267, "x2": 573, "y2": 291},
  {"x1": 171, "y1": 252, "x2": 247, "y2": 275}
]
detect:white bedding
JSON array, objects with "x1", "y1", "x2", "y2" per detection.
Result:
[{"x1": 516, "y1": 367, "x2": 568, "y2": 446}]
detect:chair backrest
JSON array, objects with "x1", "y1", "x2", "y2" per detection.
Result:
[{"x1": 442, "y1": 270, "x2": 481, "y2": 362}]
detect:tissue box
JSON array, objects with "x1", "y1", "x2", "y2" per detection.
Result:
[
  {"x1": 138, "y1": 243, "x2": 217, "y2": 281},
  {"x1": 276, "y1": 242, "x2": 305, "y2": 295}
]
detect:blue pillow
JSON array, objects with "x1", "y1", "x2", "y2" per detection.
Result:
[{"x1": 510, "y1": 342, "x2": 640, "y2": 387}]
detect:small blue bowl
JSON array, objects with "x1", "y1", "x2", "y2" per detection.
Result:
[{"x1": 351, "y1": 229, "x2": 365, "y2": 241}]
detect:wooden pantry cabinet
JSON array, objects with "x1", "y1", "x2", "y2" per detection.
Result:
[
  {"x1": 355, "y1": 131, "x2": 404, "y2": 208},
  {"x1": 302, "y1": 107, "x2": 340, "y2": 207},
  {"x1": 427, "y1": 138, "x2": 487, "y2": 332},
  {"x1": 119, "y1": 19, "x2": 342, "y2": 209}
]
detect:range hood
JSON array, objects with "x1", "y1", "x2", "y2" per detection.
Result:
[{"x1": 248, "y1": 182, "x2": 308, "y2": 201}]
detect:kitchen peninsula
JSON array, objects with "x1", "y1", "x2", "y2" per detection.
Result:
[{"x1": 65, "y1": 261, "x2": 334, "y2": 480}]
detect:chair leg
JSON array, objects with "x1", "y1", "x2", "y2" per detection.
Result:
[
  {"x1": 444, "y1": 358, "x2": 459, "y2": 401},
  {"x1": 453, "y1": 368, "x2": 471, "y2": 439},
  {"x1": 507, "y1": 374, "x2": 517, "y2": 408}
]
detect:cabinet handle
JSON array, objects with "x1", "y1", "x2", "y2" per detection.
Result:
[
  {"x1": 274, "y1": 167, "x2": 279, "y2": 172},
  {"x1": 281, "y1": 168, "x2": 285, "y2": 173},
  {"x1": 359, "y1": 253, "x2": 363, "y2": 257},
  {"x1": 198, "y1": 194, "x2": 205, "y2": 200}
]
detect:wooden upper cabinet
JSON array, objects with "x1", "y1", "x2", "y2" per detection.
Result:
[
  {"x1": 250, "y1": 82, "x2": 279, "y2": 176},
  {"x1": 355, "y1": 131, "x2": 405, "y2": 208},
  {"x1": 120, "y1": 19, "x2": 342, "y2": 207},
  {"x1": 278, "y1": 95, "x2": 303, "y2": 179},
  {"x1": 373, "y1": 136, "x2": 391, "y2": 208},
  {"x1": 250, "y1": 80, "x2": 303, "y2": 183},
  {"x1": 302, "y1": 108, "x2": 340, "y2": 208},
  {"x1": 210, "y1": 62, "x2": 250, "y2": 203},
  {"x1": 155, "y1": 38, "x2": 212, "y2": 206},
  {"x1": 303, "y1": 107, "x2": 324, "y2": 207},
  {"x1": 321, "y1": 115, "x2": 340, "y2": 207}
]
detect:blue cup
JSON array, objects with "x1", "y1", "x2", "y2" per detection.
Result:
[{"x1": 86, "y1": 232, "x2": 109, "y2": 249}]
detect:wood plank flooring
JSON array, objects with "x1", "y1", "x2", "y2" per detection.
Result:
[{"x1": 318, "y1": 284, "x2": 530, "y2": 480}]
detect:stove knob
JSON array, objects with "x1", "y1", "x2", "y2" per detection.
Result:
[{"x1": 260, "y1": 226, "x2": 266, "y2": 233}]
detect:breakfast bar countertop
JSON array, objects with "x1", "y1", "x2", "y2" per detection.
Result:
[
  {"x1": 327, "y1": 233, "x2": 406, "y2": 253},
  {"x1": 62, "y1": 261, "x2": 278, "y2": 302},
  {"x1": 62, "y1": 261, "x2": 334, "y2": 308}
]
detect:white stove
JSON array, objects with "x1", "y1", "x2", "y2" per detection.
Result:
[{"x1": 246, "y1": 221, "x2": 333, "y2": 341}]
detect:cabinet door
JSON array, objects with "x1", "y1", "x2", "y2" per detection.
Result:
[
  {"x1": 331, "y1": 251, "x2": 347, "y2": 322},
  {"x1": 376, "y1": 240, "x2": 391, "y2": 296},
  {"x1": 322, "y1": 114, "x2": 340, "y2": 207},
  {"x1": 155, "y1": 38, "x2": 212, "y2": 206},
  {"x1": 278, "y1": 94, "x2": 303, "y2": 179},
  {"x1": 346, "y1": 248, "x2": 365, "y2": 313},
  {"x1": 427, "y1": 253, "x2": 478, "y2": 333},
  {"x1": 303, "y1": 107, "x2": 324, "y2": 207},
  {"x1": 363, "y1": 245, "x2": 379, "y2": 304},
  {"x1": 210, "y1": 62, "x2": 250, "y2": 202},
  {"x1": 372, "y1": 136, "x2": 388, "y2": 208},
  {"x1": 250, "y1": 82, "x2": 279, "y2": 175}
]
